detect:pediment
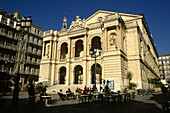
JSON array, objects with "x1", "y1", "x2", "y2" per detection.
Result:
[
  {"x1": 68, "y1": 16, "x2": 86, "y2": 33},
  {"x1": 86, "y1": 10, "x2": 116, "y2": 25},
  {"x1": 86, "y1": 10, "x2": 142, "y2": 25}
]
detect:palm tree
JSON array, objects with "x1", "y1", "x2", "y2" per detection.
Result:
[{"x1": 127, "y1": 71, "x2": 132, "y2": 85}]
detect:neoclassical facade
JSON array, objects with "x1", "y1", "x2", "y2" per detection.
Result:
[{"x1": 39, "y1": 10, "x2": 160, "y2": 92}]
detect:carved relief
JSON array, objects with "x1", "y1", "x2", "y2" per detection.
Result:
[
  {"x1": 109, "y1": 33, "x2": 116, "y2": 46},
  {"x1": 46, "y1": 44, "x2": 50, "y2": 58},
  {"x1": 68, "y1": 16, "x2": 86, "y2": 32}
]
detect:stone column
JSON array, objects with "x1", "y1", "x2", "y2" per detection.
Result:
[
  {"x1": 68, "y1": 38, "x2": 71, "y2": 59},
  {"x1": 49, "y1": 41, "x2": 53, "y2": 59},
  {"x1": 70, "y1": 70, "x2": 74, "y2": 85},
  {"x1": 42, "y1": 42, "x2": 45, "y2": 57},
  {"x1": 58, "y1": 48, "x2": 61, "y2": 60},
  {"x1": 51, "y1": 63, "x2": 56, "y2": 86},
  {"x1": 83, "y1": 34, "x2": 87, "y2": 57},
  {"x1": 116, "y1": 25, "x2": 121, "y2": 49},
  {"x1": 83, "y1": 61, "x2": 87, "y2": 85},
  {"x1": 104, "y1": 28, "x2": 108, "y2": 51},
  {"x1": 66, "y1": 63, "x2": 70, "y2": 86},
  {"x1": 72, "y1": 46, "x2": 75, "y2": 58},
  {"x1": 53, "y1": 40, "x2": 57, "y2": 59}
]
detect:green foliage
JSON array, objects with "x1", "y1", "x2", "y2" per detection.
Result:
[
  {"x1": 127, "y1": 71, "x2": 137, "y2": 89},
  {"x1": 128, "y1": 82, "x2": 137, "y2": 89},
  {"x1": 148, "y1": 78, "x2": 163, "y2": 88},
  {"x1": 127, "y1": 71, "x2": 132, "y2": 82},
  {"x1": 35, "y1": 83, "x2": 47, "y2": 94}
]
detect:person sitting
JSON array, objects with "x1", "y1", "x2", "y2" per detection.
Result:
[
  {"x1": 58, "y1": 89, "x2": 66, "y2": 101},
  {"x1": 105, "y1": 84, "x2": 110, "y2": 95},
  {"x1": 76, "y1": 87, "x2": 79, "y2": 93},
  {"x1": 83, "y1": 86, "x2": 87, "y2": 94},
  {"x1": 86, "y1": 87, "x2": 90, "y2": 94},
  {"x1": 66, "y1": 88, "x2": 71, "y2": 93},
  {"x1": 78, "y1": 88, "x2": 83, "y2": 94},
  {"x1": 66, "y1": 88, "x2": 72, "y2": 99}
]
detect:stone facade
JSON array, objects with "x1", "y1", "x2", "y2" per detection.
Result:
[
  {"x1": 159, "y1": 53, "x2": 170, "y2": 84},
  {"x1": 39, "y1": 10, "x2": 159, "y2": 92},
  {"x1": 0, "y1": 9, "x2": 44, "y2": 86}
]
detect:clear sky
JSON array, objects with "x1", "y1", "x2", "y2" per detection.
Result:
[{"x1": 1, "y1": 0, "x2": 170, "y2": 56}]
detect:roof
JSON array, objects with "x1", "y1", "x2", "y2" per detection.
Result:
[{"x1": 159, "y1": 53, "x2": 170, "y2": 57}]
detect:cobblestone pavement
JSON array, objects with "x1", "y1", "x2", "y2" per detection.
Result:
[{"x1": 0, "y1": 91, "x2": 169, "y2": 113}]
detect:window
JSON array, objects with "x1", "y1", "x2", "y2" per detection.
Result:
[
  {"x1": 166, "y1": 70, "x2": 169, "y2": 74},
  {"x1": 97, "y1": 17, "x2": 103, "y2": 22},
  {"x1": 166, "y1": 66, "x2": 168, "y2": 69},
  {"x1": 162, "y1": 66, "x2": 164, "y2": 69}
]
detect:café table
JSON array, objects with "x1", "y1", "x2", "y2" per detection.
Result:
[
  {"x1": 93, "y1": 93, "x2": 99, "y2": 101},
  {"x1": 41, "y1": 95, "x2": 51, "y2": 106},
  {"x1": 81, "y1": 94, "x2": 90, "y2": 103}
]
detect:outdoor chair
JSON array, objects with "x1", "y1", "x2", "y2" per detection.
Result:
[
  {"x1": 131, "y1": 92, "x2": 135, "y2": 99},
  {"x1": 78, "y1": 94, "x2": 83, "y2": 103},
  {"x1": 98, "y1": 94, "x2": 103, "y2": 102},
  {"x1": 117, "y1": 94, "x2": 122, "y2": 102},
  {"x1": 57, "y1": 92, "x2": 66, "y2": 101},
  {"x1": 126, "y1": 93, "x2": 131, "y2": 100},
  {"x1": 70, "y1": 92, "x2": 76, "y2": 100}
]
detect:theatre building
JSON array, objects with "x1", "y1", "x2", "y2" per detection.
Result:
[{"x1": 39, "y1": 10, "x2": 159, "y2": 92}]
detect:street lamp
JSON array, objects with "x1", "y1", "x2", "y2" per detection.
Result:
[
  {"x1": 89, "y1": 48, "x2": 102, "y2": 93},
  {"x1": 12, "y1": 16, "x2": 32, "y2": 106}
]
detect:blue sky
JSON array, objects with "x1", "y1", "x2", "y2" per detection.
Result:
[{"x1": 1, "y1": 0, "x2": 170, "y2": 56}]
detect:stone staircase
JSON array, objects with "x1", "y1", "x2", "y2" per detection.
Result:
[
  {"x1": 46, "y1": 84, "x2": 103, "y2": 94},
  {"x1": 46, "y1": 85, "x2": 88, "y2": 94}
]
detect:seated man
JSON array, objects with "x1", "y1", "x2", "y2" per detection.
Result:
[
  {"x1": 66, "y1": 88, "x2": 72, "y2": 99},
  {"x1": 58, "y1": 89, "x2": 66, "y2": 101}
]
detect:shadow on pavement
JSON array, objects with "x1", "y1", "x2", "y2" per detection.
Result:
[{"x1": 0, "y1": 92, "x2": 167, "y2": 113}]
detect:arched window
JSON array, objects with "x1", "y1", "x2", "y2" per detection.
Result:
[
  {"x1": 74, "y1": 65, "x2": 83, "y2": 84},
  {"x1": 91, "y1": 36, "x2": 101, "y2": 50},
  {"x1": 91, "y1": 63, "x2": 102, "y2": 84},
  {"x1": 60, "y1": 43, "x2": 68, "y2": 59},
  {"x1": 75, "y1": 40, "x2": 84, "y2": 57},
  {"x1": 59, "y1": 67, "x2": 66, "y2": 84}
]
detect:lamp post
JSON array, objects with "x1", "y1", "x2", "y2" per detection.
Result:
[
  {"x1": 12, "y1": 16, "x2": 32, "y2": 106},
  {"x1": 89, "y1": 48, "x2": 102, "y2": 93}
]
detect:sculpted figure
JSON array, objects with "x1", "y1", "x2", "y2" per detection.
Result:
[{"x1": 109, "y1": 33, "x2": 116, "y2": 46}]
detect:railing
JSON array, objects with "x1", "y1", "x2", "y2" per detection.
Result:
[
  {"x1": 0, "y1": 32, "x2": 17, "y2": 40},
  {"x1": 25, "y1": 60, "x2": 40, "y2": 65},
  {"x1": 22, "y1": 71, "x2": 39, "y2": 75},
  {"x1": 0, "y1": 43, "x2": 16, "y2": 51}
]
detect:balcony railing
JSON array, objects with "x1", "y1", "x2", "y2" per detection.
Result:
[
  {"x1": 21, "y1": 71, "x2": 39, "y2": 75},
  {"x1": 0, "y1": 43, "x2": 16, "y2": 51},
  {"x1": 25, "y1": 60, "x2": 40, "y2": 65},
  {"x1": 0, "y1": 32, "x2": 17, "y2": 40}
]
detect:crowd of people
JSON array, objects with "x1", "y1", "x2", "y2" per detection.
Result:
[{"x1": 58, "y1": 83, "x2": 111, "y2": 97}]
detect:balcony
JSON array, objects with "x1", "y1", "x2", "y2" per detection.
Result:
[
  {"x1": 22, "y1": 71, "x2": 39, "y2": 75},
  {"x1": 27, "y1": 50, "x2": 41, "y2": 56},
  {"x1": 0, "y1": 69, "x2": 15, "y2": 75},
  {"x1": 0, "y1": 43, "x2": 16, "y2": 51},
  {"x1": 0, "y1": 32, "x2": 17, "y2": 40},
  {"x1": 25, "y1": 60, "x2": 40, "y2": 65}
]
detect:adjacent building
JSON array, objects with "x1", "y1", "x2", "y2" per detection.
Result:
[
  {"x1": 159, "y1": 53, "x2": 170, "y2": 84},
  {"x1": 39, "y1": 10, "x2": 160, "y2": 92},
  {"x1": 0, "y1": 9, "x2": 44, "y2": 88}
]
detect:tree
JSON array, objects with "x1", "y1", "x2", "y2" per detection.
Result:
[
  {"x1": 127, "y1": 71, "x2": 132, "y2": 84},
  {"x1": 148, "y1": 77, "x2": 163, "y2": 88},
  {"x1": 127, "y1": 71, "x2": 137, "y2": 89}
]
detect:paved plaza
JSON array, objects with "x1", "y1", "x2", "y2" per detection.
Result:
[{"x1": 0, "y1": 91, "x2": 169, "y2": 113}]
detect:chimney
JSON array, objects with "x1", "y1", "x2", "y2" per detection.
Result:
[{"x1": 14, "y1": 11, "x2": 20, "y2": 19}]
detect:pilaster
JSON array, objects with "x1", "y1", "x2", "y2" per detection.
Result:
[{"x1": 49, "y1": 41, "x2": 53, "y2": 59}]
